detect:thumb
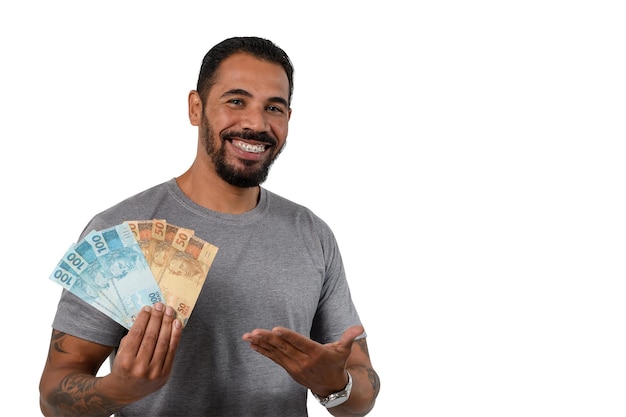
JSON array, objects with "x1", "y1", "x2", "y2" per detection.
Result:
[{"x1": 338, "y1": 325, "x2": 365, "y2": 350}]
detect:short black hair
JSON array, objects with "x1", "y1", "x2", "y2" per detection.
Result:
[{"x1": 196, "y1": 36, "x2": 294, "y2": 106}]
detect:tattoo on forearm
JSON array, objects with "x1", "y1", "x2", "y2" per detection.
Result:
[
  {"x1": 46, "y1": 330, "x2": 69, "y2": 365},
  {"x1": 367, "y1": 367, "x2": 381, "y2": 397},
  {"x1": 355, "y1": 338, "x2": 369, "y2": 357},
  {"x1": 345, "y1": 364, "x2": 380, "y2": 417},
  {"x1": 51, "y1": 330, "x2": 69, "y2": 354},
  {"x1": 341, "y1": 364, "x2": 379, "y2": 417},
  {"x1": 49, "y1": 373, "x2": 118, "y2": 416},
  {"x1": 46, "y1": 330, "x2": 120, "y2": 416},
  {"x1": 352, "y1": 339, "x2": 381, "y2": 406}
]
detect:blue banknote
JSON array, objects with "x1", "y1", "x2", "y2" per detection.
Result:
[
  {"x1": 49, "y1": 223, "x2": 164, "y2": 329},
  {"x1": 49, "y1": 244, "x2": 132, "y2": 328}
]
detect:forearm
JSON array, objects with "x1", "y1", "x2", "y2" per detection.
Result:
[
  {"x1": 40, "y1": 371, "x2": 127, "y2": 417},
  {"x1": 326, "y1": 365, "x2": 380, "y2": 417}
]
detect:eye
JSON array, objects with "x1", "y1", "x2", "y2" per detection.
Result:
[
  {"x1": 266, "y1": 105, "x2": 284, "y2": 113},
  {"x1": 229, "y1": 98, "x2": 244, "y2": 106}
]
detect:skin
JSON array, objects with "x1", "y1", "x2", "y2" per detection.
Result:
[
  {"x1": 242, "y1": 326, "x2": 379, "y2": 416},
  {"x1": 40, "y1": 52, "x2": 380, "y2": 416},
  {"x1": 40, "y1": 303, "x2": 182, "y2": 416}
]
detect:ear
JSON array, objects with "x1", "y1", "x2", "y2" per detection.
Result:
[{"x1": 188, "y1": 90, "x2": 202, "y2": 126}]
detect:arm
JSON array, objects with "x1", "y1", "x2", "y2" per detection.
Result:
[
  {"x1": 242, "y1": 325, "x2": 380, "y2": 416},
  {"x1": 39, "y1": 303, "x2": 183, "y2": 417},
  {"x1": 326, "y1": 333, "x2": 380, "y2": 417}
]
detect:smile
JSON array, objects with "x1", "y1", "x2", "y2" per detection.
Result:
[{"x1": 231, "y1": 139, "x2": 268, "y2": 154}]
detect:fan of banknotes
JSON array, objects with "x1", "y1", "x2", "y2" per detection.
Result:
[{"x1": 49, "y1": 220, "x2": 219, "y2": 329}]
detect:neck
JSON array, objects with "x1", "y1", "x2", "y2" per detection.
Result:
[{"x1": 176, "y1": 163, "x2": 260, "y2": 215}]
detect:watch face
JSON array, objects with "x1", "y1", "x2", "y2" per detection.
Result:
[
  {"x1": 323, "y1": 391, "x2": 348, "y2": 408},
  {"x1": 315, "y1": 371, "x2": 352, "y2": 408}
]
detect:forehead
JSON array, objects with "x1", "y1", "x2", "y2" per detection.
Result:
[{"x1": 210, "y1": 52, "x2": 290, "y2": 100}]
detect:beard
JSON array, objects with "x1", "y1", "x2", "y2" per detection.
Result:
[{"x1": 200, "y1": 114, "x2": 285, "y2": 188}]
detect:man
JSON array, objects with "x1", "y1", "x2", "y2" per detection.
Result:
[{"x1": 40, "y1": 36, "x2": 380, "y2": 416}]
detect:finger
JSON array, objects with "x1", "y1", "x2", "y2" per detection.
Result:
[
  {"x1": 118, "y1": 305, "x2": 153, "y2": 357},
  {"x1": 245, "y1": 330, "x2": 296, "y2": 366},
  {"x1": 271, "y1": 327, "x2": 316, "y2": 355},
  {"x1": 242, "y1": 328, "x2": 274, "y2": 345},
  {"x1": 245, "y1": 329, "x2": 282, "y2": 353},
  {"x1": 248, "y1": 341, "x2": 293, "y2": 369},
  {"x1": 163, "y1": 315, "x2": 183, "y2": 372},
  {"x1": 150, "y1": 304, "x2": 176, "y2": 369},
  {"x1": 255, "y1": 329, "x2": 301, "y2": 354},
  {"x1": 136, "y1": 302, "x2": 166, "y2": 362},
  {"x1": 337, "y1": 325, "x2": 365, "y2": 350}
]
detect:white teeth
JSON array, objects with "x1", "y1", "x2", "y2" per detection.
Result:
[{"x1": 232, "y1": 140, "x2": 266, "y2": 153}]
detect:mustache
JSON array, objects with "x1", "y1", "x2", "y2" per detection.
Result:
[{"x1": 222, "y1": 130, "x2": 277, "y2": 147}]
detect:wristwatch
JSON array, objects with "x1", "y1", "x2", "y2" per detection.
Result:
[{"x1": 312, "y1": 371, "x2": 353, "y2": 408}]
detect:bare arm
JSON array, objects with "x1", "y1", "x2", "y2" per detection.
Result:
[
  {"x1": 39, "y1": 303, "x2": 183, "y2": 416},
  {"x1": 335, "y1": 337, "x2": 381, "y2": 417},
  {"x1": 242, "y1": 325, "x2": 380, "y2": 416}
]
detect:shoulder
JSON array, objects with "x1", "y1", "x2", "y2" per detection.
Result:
[
  {"x1": 80, "y1": 179, "x2": 174, "y2": 236},
  {"x1": 264, "y1": 188, "x2": 328, "y2": 225},
  {"x1": 263, "y1": 188, "x2": 337, "y2": 243}
]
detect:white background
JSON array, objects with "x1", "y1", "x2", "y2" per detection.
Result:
[{"x1": 1, "y1": 1, "x2": 625, "y2": 416}]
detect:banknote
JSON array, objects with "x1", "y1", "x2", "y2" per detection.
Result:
[
  {"x1": 154, "y1": 234, "x2": 219, "y2": 326},
  {"x1": 49, "y1": 244, "x2": 132, "y2": 328},
  {"x1": 88, "y1": 223, "x2": 164, "y2": 325},
  {"x1": 49, "y1": 224, "x2": 164, "y2": 329},
  {"x1": 127, "y1": 219, "x2": 219, "y2": 326},
  {"x1": 149, "y1": 222, "x2": 195, "y2": 287},
  {"x1": 126, "y1": 220, "x2": 153, "y2": 252},
  {"x1": 49, "y1": 220, "x2": 218, "y2": 328},
  {"x1": 71, "y1": 237, "x2": 129, "y2": 324},
  {"x1": 126, "y1": 219, "x2": 166, "y2": 269}
]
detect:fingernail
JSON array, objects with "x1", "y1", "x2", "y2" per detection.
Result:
[
  {"x1": 165, "y1": 305, "x2": 174, "y2": 316},
  {"x1": 155, "y1": 302, "x2": 164, "y2": 311},
  {"x1": 174, "y1": 319, "x2": 182, "y2": 329},
  {"x1": 144, "y1": 306, "x2": 152, "y2": 312}
]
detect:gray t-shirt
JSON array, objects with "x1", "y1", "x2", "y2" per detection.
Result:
[{"x1": 52, "y1": 179, "x2": 363, "y2": 417}]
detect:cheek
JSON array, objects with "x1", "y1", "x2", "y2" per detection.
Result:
[
  {"x1": 272, "y1": 121, "x2": 289, "y2": 143},
  {"x1": 204, "y1": 108, "x2": 232, "y2": 130}
]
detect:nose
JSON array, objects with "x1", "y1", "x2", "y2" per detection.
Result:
[{"x1": 240, "y1": 106, "x2": 268, "y2": 132}]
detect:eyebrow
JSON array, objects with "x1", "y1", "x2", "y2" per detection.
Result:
[{"x1": 222, "y1": 89, "x2": 289, "y2": 108}]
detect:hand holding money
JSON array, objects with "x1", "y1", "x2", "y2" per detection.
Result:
[{"x1": 103, "y1": 301, "x2": 183, "y2": 404}]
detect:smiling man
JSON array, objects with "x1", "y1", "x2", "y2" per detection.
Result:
[
  {"x1": 40, "y1": 36, "x2": 380, "y2": 417},
  {"x1": 180, "y1": 51, "x2": 290, "y2": 207}
]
